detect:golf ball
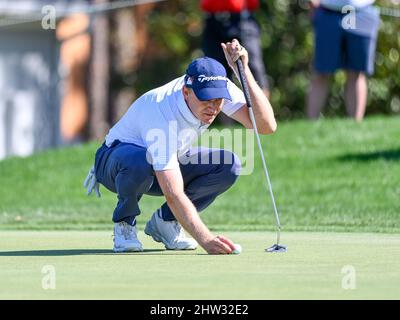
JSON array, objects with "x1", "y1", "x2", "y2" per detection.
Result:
[{"x1": 232, "y1": 244, "x2": 242, "y2": 254}]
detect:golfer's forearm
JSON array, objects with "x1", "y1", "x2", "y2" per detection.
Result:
[
  {"x1": 243, "y1": 65, "x2": 277, "y2": 134},
  {"x1": 166, "y1": 193, "x2": 213, "y2": 246}
]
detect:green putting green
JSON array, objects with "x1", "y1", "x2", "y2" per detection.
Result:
[{"x1": 1, "y1": 231, "x2": 399, "y2": 299}]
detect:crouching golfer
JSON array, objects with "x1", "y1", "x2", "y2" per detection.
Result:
[{"x1": 84, "y1": 39, "x2": 277, "y2": 254}]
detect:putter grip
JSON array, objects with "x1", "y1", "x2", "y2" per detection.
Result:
[{"x1": 236, "y1": 58, "x2": 253, "y2": 109}]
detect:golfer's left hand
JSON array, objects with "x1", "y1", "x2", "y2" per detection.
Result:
[
  {"x1": 221, "y1": 39, "x2": 249, "y2": 78},
  {"x1": 203, "y1": 235, "x2": 236, "y2": 254}
]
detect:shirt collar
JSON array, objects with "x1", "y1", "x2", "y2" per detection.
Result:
[{"x1": 176, "y1": 85, "x2": 202, "y2": 127}]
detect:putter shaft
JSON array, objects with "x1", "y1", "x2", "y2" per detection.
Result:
[{"x1": 236, "y1": 58, "x2": 282, "y2": 246}]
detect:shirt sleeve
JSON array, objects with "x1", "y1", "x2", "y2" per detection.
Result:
[{"x1": 222, "y1": 79, "x2": 246, "y2": 117}]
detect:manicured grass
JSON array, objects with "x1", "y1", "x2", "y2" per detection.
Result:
[
  {"x1": 0, "y1": 116, "x2": 399, "y2": 232},
  {"x1": 0, "y1": 231, "x2": 399, "y2": 299},
  {"x1": 1, "y1": 117, "x2": 398, "y2": 300}
]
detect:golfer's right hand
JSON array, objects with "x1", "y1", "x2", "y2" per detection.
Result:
[
  {"x1": 203, "y1": 235, "x2": 236, "y2": 254},
  {"x1": 310, "y1": 0, "x2": 320, "y2": 7},
  {"x1": 309, "y1": 0, "x2": 320, "y2": 18}
]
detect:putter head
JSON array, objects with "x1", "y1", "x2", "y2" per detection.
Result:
[{"x1": 265, "y1": 244, "x2": 287, "y2": 253}]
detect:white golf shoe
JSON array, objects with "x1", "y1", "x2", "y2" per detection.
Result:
[
  {"x1": 113, "y1": 221, "x2": 143, "y2": 252},
  {"x1": 144, "y1": 209, "x2": 198, "y2": 250}
]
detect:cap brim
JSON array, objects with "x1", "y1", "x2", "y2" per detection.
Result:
[{"x1": 193, "y1": 87, "x2": 232, "y2": 101}]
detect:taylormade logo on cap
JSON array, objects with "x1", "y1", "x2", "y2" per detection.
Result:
[
  {"x1": 197, "y1": 75, "x2": 228, "y2": 83},
  {"x1": 184, "y1": 57, "x2": 232, "y2": 101}
]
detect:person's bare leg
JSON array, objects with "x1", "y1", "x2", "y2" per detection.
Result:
[
  {"x1": 345, "y1": 71, "x2": 368, "y2": 122},
  {"x1": 306, "y1": 73, "x2": 331, "y2": 119}
]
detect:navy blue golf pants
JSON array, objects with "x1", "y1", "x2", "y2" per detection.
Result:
[{"x1": 94, "y1": 140, "x2": 241, "y2": 225}]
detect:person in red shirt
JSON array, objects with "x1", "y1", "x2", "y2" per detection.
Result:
[{"x1": 201, "y1": 0, "x2": 270, "y2": 98}]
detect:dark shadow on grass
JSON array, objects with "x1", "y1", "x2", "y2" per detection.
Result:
[
  {"x1": 0, "y1": 248, "x2": 205, "y2": 256},
  {"x1": 336, "y1": 148, "x2": 400, "y2": 162}
]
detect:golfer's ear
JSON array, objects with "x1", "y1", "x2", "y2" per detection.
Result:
[{"x1": 182, "y1": 86, "x2": 190, "y2": 98}]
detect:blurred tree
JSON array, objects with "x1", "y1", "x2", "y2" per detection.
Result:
[
  {"x1": 109, "y1": 3, "x2": 156, "y2": 124},
  {"x1": 110, "y1": 0, "x2": 399, "y2": 120},
  {"x1": 88, "y1": 0, "x2": 110, "y2": 140},
  {"x1": 57, "y1": 14, "x2": 91, "y2": 144}
]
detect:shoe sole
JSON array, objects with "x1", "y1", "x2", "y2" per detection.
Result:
[
  {"x1": 113, "y1": 246, "x2": 143, "y2": 253},
  {"x1": 144, "y1": 221, "x2": 197, "y2": 250}
]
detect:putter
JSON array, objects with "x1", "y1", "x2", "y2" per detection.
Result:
[{"x1": 235, "y1": 57, "x2": 287, "y2": 253}]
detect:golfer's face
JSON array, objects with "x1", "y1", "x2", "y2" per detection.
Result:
[{"x1": 184, "y1": 88, "x2": 224, "y2": 124}]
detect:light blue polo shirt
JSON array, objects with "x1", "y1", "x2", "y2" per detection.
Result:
[
  {"x1": 105, "y1": 75, "x2": 246, "y2": 171},
  {"x1": 320, "y1": 0, "x2": 375, "y2": 11}
]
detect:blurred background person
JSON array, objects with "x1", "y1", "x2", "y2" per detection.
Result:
[
  {"x1": 201, "y1": 0, "x2": 270, "y2": 99},
  {"x1": 306, "y1": 0, "x2": 380, "y2": 121}
]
